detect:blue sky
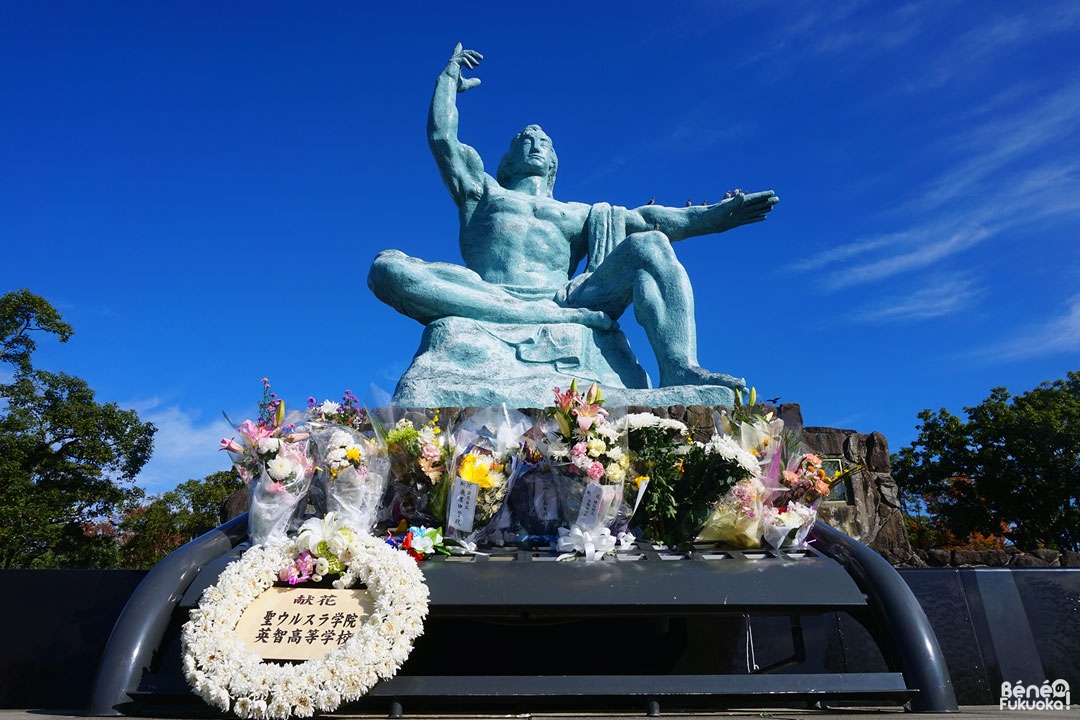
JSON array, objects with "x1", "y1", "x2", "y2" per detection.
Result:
[{"x1": 4, "y1": 2, "x2": 1079, "y2": 496}]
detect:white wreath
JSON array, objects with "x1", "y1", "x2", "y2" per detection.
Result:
[{"x1": 181, "y1": 535, "x2": 429, "y2": 719}]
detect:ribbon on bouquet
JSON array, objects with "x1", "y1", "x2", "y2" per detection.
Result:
[{"x1": 556, "y1": 525, "x2": 617, "y2": 562}]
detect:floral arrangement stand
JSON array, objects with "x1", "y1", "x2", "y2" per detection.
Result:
[{"x1": 89, "y1": 515, "x2": 957, "y2": 717}]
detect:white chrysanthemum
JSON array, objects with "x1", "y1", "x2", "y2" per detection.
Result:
[
  {"x1": 706, "y1": 434, "x2": 759, "y2": 474},
  {"x1": 328, "y1": 429, "x2": 352, "y2": 448},
  {"x1": 606, "y1": 445, "x2": 625, "y2": 461},
  {"x1": 595, "y1": 423, "x2": 621, "y2": 443},
  {"x1": 319, "y1": 400, "x2": 340, "y2": 417},
  {"x1": 548, "y1": 439, "x2": 570, "y2": 459},
  {"x1": 181, "y1": 534, "x2": 428, "y2": 720},
  {"x1": 266, "y1": 456, "x2": 295, "y2": 482},
  {"x1": 257, "y1": 437, "x2": 281, "y2": 454}
]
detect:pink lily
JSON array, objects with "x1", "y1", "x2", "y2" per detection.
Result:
[{"x1": 219, "y1": 437, "x2": 244, "y2": 454}]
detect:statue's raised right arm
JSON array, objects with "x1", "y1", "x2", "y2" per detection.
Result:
[{"x1": 428, "y1": 43, "x2": 486, "y2": 209}]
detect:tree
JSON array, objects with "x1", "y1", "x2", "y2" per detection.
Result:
[
  {"x1": 892, "y1": 372, "x2": 1080, "y2": 551},
  {"x1": 0, "y1": 289, "x2": 156, "y2": 568},
  {"x1": 118, "y1": 470, "x2": 242, "y2": 569},
  {"x1": 0, "y1": 289, "x2": 73, "y2": 373}
]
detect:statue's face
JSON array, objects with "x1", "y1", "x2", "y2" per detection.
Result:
[{"x1": 510, "y1": 125, "x2": 554, "y2": 178}]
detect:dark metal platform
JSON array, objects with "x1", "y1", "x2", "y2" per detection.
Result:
[{"x1": 88, "y1": 518, "x2": 958, "y2": 717}]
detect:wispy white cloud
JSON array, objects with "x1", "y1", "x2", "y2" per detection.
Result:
[
  {"x1": 909, "y1": 5, "x2": 1080, "y2": 91},
  {"x1": 851, "y1": 274, "x2": 982, "y2": 323},
  {"x1": 977, "y1": 294, "x2": 1080, "y2": 361},
  {"x1": 915, "y1": 82, "x2": 1080, "y2": 212},
  {"x1": 786, "y1": 99, "x2": 1080, "y2": 293},
  {"x1": 129, "y1": 399, "x2": 235, "y2": 497},
  {"x1": 735, "y1": 0, "x2": 933, "y2": 78}
]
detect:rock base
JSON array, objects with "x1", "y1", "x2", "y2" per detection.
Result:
[{"x1": 393, "y1": 316, "x2": 736, "y2": 408}]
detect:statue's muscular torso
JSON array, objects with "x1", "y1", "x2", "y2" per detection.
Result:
[{"x1": 459, "y1": 179, "x2": 590, "y2": 293}]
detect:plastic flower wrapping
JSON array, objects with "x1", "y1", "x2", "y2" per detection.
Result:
[
  {"x1": 306, "y1": 394, "x2": 389, "y2": 535},
  {"x1": 432, "y1": 406, "x2": 532, "y2": 546},
  {"x1": 540, "y1": 381, "x2": 651, "y2": 559},
  {"x1": 694, "y1": 389, "x2": 851, "y2": 549},
  {"x1": 376, "y1": 411, "x2": 449, "y2": 528},
  {"x1": 216, "y1": 379, "x2": 852, "y2": 556},
  {"x1": 220, "y1": 379, "x2": 316, "y2": 546}
]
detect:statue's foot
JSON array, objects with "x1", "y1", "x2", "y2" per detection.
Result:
[
  {"x1": 661, "y1": 365, "x2": 746, "y2": 390},
  {"x1": 570, "y1": 308, "x2": 617, "y2": 331},
  {"x1": 538, "y1": 301, "x2": 616, "y2": 331}
]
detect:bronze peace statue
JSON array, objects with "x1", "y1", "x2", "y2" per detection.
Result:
[{"x1": 368, "y1": 44, "x2": 778, "y2": 408}]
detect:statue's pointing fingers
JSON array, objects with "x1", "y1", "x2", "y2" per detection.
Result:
[{"x1": 449, "y1": 43, "x2": 483, "y2": 92}]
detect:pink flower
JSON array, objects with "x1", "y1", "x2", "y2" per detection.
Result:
[
  {"x1": 572, "y1": 441, "x2": 588, "y2": 457},
  {"x1": 219, "y1": 437, "x2": 244, "y2": 454},
  {"x1": 587, "y1": 461, "x2": 605, "y2": 480},
  {"x1": 421, "y1": 443, "x2": 442, "y2": 462},
  {"x1": 575, "y1": 403, "x2": 607, "y2": 431},
  {"x1": 238, "y1": 419, "x2": 275, "y2": 443},
  {"x1": 802, "y1": 453, "x2": 822, "y2": 467},
  {"x1": 552, "y1": 384, "x2": 579, "y2": 414}
]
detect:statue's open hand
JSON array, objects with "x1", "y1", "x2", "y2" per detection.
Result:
[
  {"x1": 710, "y1": 190, "x2": 779, "y2": 230},
  {"x1": 449, "y1": 42, "x2": 483, "y2": 93}
]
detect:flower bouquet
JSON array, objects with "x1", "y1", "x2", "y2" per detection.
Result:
[
  {"x1": 542, "y1": 381, "x2": 646, "y2": 559},
  {"x1": 313, "y1": 424, "x2": 389, "y2": 535},
  {"x1": 385, "y1": 525, "x2": 450, "y2": 561},
  {"x1": 696, "y1": 389, "x2": 852, "y2": 549},
  {"x1": 435, "y1": 406, "x2": 532, "y2": 545},
  {"x1": 505, "y1": 424, "x2": 565, "y2": 539},
  {"x1": 376, "y1": 411, "x2": 450, "y2": 527},
  {"x1": 694, "y1": 394, "x2": 786, "y2": 548},
  {"x1": 760, "y1": 449, "x2": 849, "y2": 549},
  {"x1": 629, "y1": 410, "x2": 758, "y2": 548},
  {"x1": 220, "y1": 379, "x2": 315, "y2": 546}
]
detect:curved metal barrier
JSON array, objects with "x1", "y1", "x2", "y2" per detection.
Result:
[
  {"x1": 812, "y1": 520, "x2": 958, "y2": 712},
  {"x1": 87, "y1": 514, "x2": 249, "y2": 716}
]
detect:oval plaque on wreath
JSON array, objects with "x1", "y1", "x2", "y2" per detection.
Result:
[{"x1": 181, "y1": 535, "x2": 429, "y2": 719}]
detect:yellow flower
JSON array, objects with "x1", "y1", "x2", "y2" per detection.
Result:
[
  {"x1": 632, "y1": 475, "x2": 649, "y2": 489},
  {"x1": 346, "y1": 447, "x2": 362, "y2": 463},
  {"x1": 458, "y1": 453, "x2": 494, "y2": 489}
]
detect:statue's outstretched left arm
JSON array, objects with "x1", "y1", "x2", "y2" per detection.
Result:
[{"x1": 627, "y1": 190, "x2": 779, "y2": 242}]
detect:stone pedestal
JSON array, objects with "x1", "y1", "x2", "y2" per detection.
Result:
[{"x1": 392, "y1": 316, "x2": 736, "y2": 408}]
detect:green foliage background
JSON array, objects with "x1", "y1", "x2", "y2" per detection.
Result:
[
  {"x1": 892, "y1": 371, "x2": 1080, "y2": 551},
  {"x1": 0, "y1": 289, "x2": 240, "y2": 568}
]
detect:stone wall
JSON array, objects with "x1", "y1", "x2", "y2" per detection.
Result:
[
  {"x1": 917, "y1": 547, "x2": 1080, "y2": 567},
  {"x1": 800, "y1": 425, "x2": 920, "y2": 566}
]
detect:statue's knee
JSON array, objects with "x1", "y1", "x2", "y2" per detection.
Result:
[
  {"x1": 625, "y1": 231, "x2": 676, "y2": 269},
  {"x1": 368, "y1": 250, "x2": 409, "y2": 295}
]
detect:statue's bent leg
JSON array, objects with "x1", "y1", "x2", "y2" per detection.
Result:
[
  {"x1": 368, "y1": 249, "x2": 614, "y2": 329},
  {"x1": 568, "y1": 232, "x2": 744, "y2": 389}
]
